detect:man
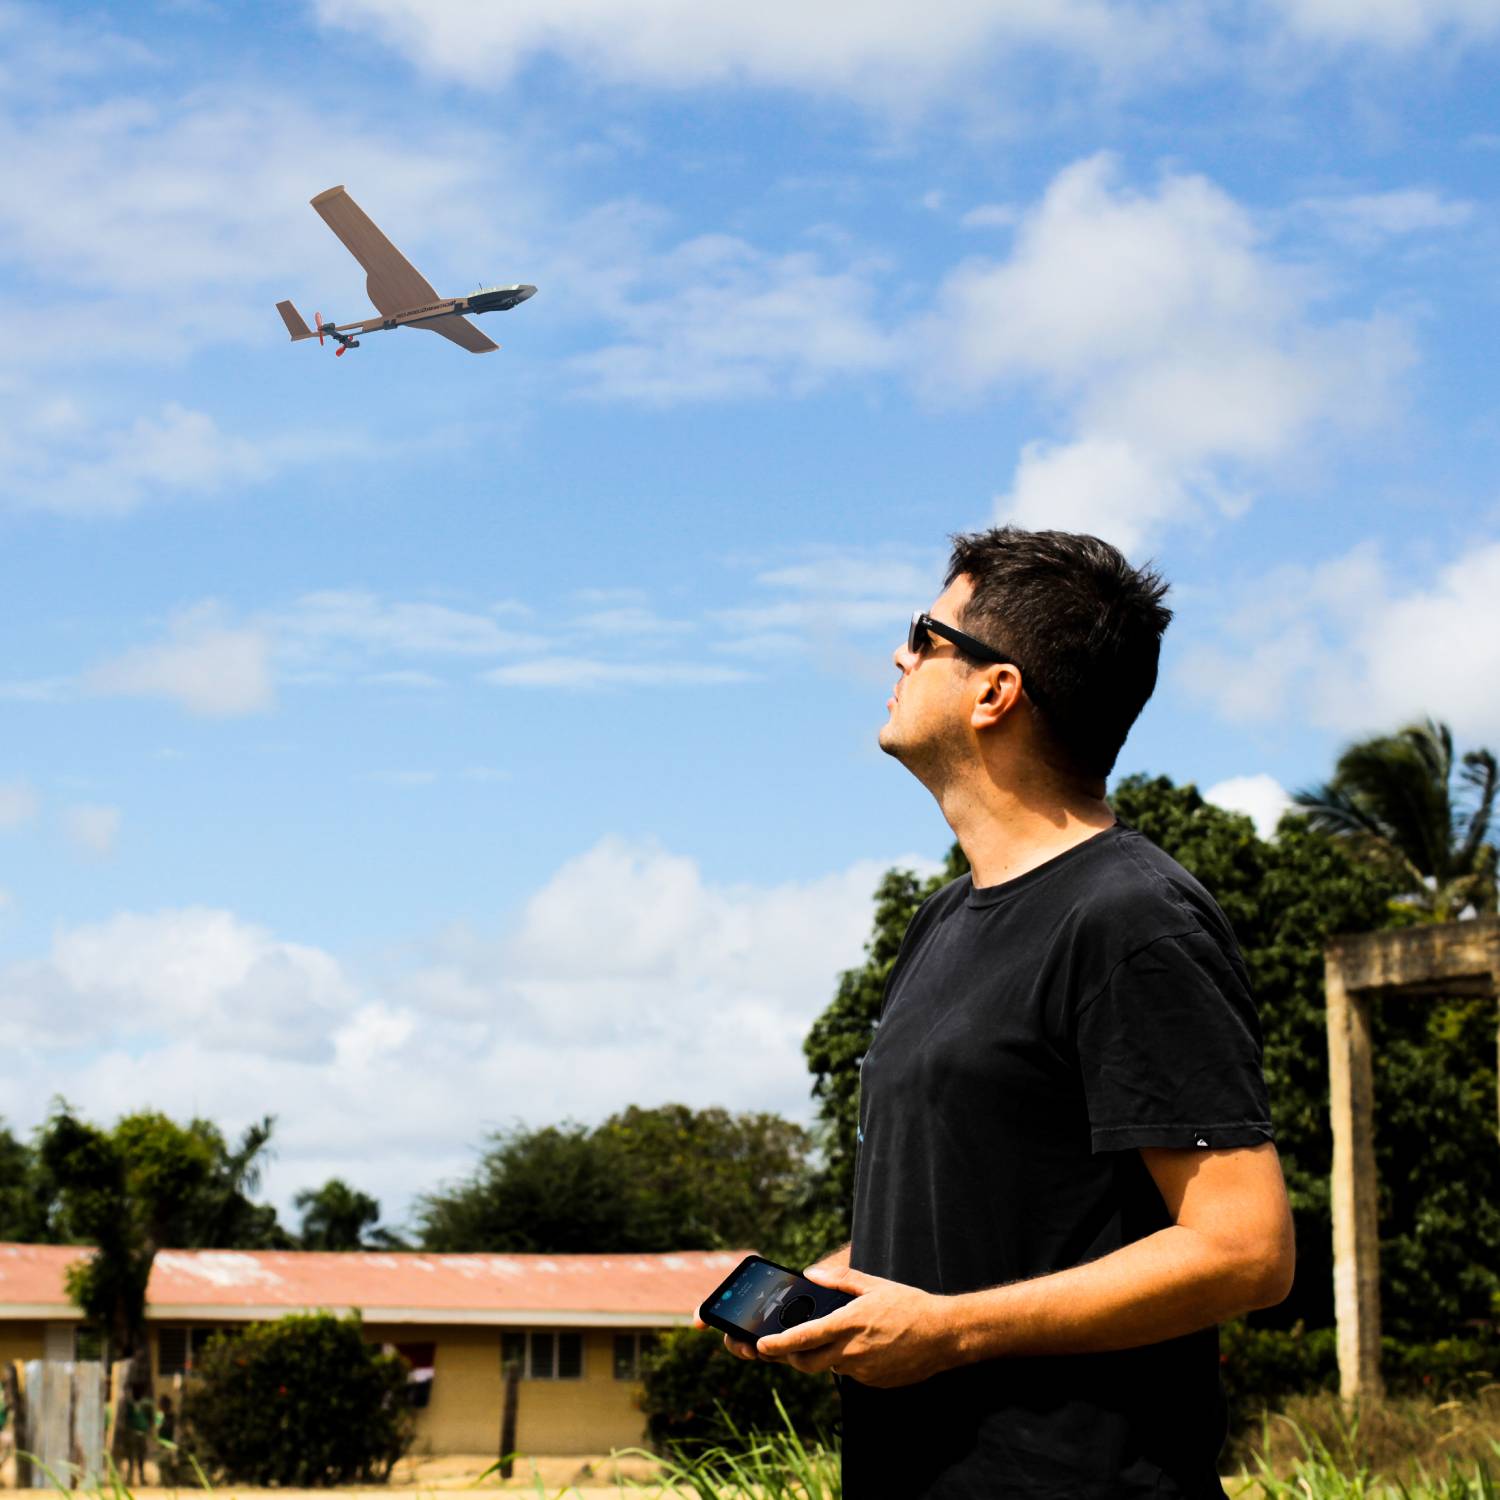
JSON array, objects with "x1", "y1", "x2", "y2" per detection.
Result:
[{"x1": 717, "y1": 527, "x2": 1294, "y2": 1497}]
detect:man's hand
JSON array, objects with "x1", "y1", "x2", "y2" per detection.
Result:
[{"x1": 749, "y1": 1265, "x2": 959, "y2": 1389}]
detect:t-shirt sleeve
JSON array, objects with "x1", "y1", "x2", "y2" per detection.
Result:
[{"x1": 1074, "y1": 926, "x2": 1274, "y2": 1153}]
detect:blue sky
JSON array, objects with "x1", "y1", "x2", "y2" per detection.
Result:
[{"x1": 3, "y1": 0, "x2": 1498, "y2": 1231}]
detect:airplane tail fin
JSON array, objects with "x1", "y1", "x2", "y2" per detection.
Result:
[{"x1": 276, "y1": 300, "x2": 316, "y2": 341}]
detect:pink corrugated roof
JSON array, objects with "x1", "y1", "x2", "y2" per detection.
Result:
[{"x1": 0, "y1": 1242, "x2": 748, "y2": 1321}]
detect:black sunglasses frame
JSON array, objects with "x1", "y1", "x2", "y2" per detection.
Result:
[{"x1": 908, "y1": 612, "x2": 1044, "y2": 704}]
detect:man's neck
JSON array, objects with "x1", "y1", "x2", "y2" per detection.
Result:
[{"x1": 934, "y1": 771, "x2": 1116, "y2": 890}]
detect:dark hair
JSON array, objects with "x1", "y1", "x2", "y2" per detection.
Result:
[{"x1": 944, "y1": 526, "x2": 1172, "y2": 781}]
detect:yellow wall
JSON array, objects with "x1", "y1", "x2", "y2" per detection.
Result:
[
  {"x1": 0, "y1": 1323, "x2": 47, "y2": 1369},
  {"x1": 363, "y1": 1324, "x2": 649, "y2": 1458}
]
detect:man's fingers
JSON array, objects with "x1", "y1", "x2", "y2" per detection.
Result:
[
  {"x1": 756, "y1": 1312, "x2": 846, "y2": 1359},
  {"x1": 722, "y1": 1334, "x2": 758, "y2": 1361}
]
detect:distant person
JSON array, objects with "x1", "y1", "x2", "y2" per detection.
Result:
[
  {"x1": 122, "y1": 1387, "x2": 155, "y2": 1486},
  {"x1": 716, "y1": 527, "x2": 1295, "y2": 1497},
  {"x1": 155, "y1": 1393, "x2": 177, "y2": 1486}
]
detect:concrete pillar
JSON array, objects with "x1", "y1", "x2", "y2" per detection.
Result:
[{"x1": 1324, "y1": 957, "x2": 1384, "y2": 1401}]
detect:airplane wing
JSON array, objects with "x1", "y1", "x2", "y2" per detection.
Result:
[
  {"x1": 311, "y1": 185, "x2": 440, "y2": 317},
  {"x1": 417, "y1": 316, "x2": 500, "y2": 355}
]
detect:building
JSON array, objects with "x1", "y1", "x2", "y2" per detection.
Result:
[{"x1": 0, "y1": 1242, "x2": 744, "y2": 1456}]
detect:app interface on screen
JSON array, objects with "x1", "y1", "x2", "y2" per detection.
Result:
[{"x1": 711, "y1": 1261, "x2": 817, "y2": 1336}]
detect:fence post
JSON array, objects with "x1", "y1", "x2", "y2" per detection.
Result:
[{"x1": 5, "y1": 1361, "x2": 28, "y2": 1489}]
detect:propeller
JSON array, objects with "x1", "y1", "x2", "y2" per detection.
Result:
[{"x1": 315, "y1": 311, "x2": 325, "y2": 347}]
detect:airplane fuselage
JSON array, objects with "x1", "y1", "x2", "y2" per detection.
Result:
[{"x1": 339, "y1": 284, "x2": 537, "y2": 335}]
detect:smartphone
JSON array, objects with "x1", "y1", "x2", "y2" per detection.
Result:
[{"x1": 698, "y1": 1254, "x2": 855, "y2": 1345}]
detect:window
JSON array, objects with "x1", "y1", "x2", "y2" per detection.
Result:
[
  {"x1": 157, "y1": 1325, "x2": 233, "y2": 1377},
  {"x1": 75, "y1": 1326, "x2": 107, "y2": 1364},
  {"x1": 613, "y1": 1332, "x2": 659, "y2": 1381},
  {"x1": 157, "y1": 1327, "x2": 190, "y2": 1377},
  {"x1": 499, "y1": 1331, "x2": 583, "y2": 1380}
]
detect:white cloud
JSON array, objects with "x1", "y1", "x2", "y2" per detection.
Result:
[
  {"x1": 914, "y1": 154, "x2": 1411, "y2": 553},
  {"x1": 312, "y1": 0, "x2": 1194, "y2": 103},
  {"x1": 3, "y1": 840, "x2": 939, "y2": 1221},
  {"x1": 1180, "y1": 538, "x2": 1500, "y2": 743},
  {"x1": 1203, "y1": 775, "x2": 1294, "y2": 839},
  {"x1": 272, "y1": 592, "x2": 547, "y2": 667},
  {"x1": 1268, "y1": 0, "x2": 1500, "y2": 48},
  {"x1": 87, "y1": 604, "x2": 274, "y2": 717},
  {"x1": 1, "y1": 907, "x2": 358, "y2": 1061},
  {"x1": 1303, "y1": 188, "x2": 1477, "y2": 248},
  {"x1": 61, "y1": 804, "x2": 121, "y2": 859},
  {"x1": 5, "y1": 402, "x2": 272, "y2": 517},
  {"x1": 568, "y1": 234, "x2": 895, "y2": 403},
  {"x1": 0, "y1": 781, "x2": 39, "y2": 829}
]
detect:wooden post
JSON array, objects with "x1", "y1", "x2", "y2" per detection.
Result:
[
  {"x1": 1324, "y1": 957, "x2": 1384, "y2": 1400},
  {"x1": 6, "y1": 1361, "x2": 30, "y2": 1490},
  {"x1": 498, "y1": 1359, "x2": 520, "y2": 1481}
]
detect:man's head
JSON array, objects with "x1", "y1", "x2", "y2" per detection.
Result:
[{"x1": 879, "y1": 526, "x2": 1171, "y2": 793}]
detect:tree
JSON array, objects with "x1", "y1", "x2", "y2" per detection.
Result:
[
  {"x1": 799, "y1": 775, "x2": 1499, "y2": 1343},
  {"x1": 38, "y1": 1106, "x2": 284, "y2": 1360},
  {"x1": 185, "y1": 1313, "x2": 411, "y2": 1486},
  {"x1": 1293, "y1": 718, "x2": 1498, "y2": 921},
  {"x1": 0, "y1": 1121, "x2": 56, "y2": 1243},
  {"x1": 418, "y1": 1105, "x2": 813, "y2": 1255},
  {"x1": 295, "y1": 1178, "x2": 402, "y2": 1250}
]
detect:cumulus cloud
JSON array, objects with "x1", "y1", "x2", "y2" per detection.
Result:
[
  {"x1": 1203, "y1": 775, "x2": 1294, "y2": 839},
  {"x1": 1179, "y1": 538, "x2": 1500, "y2": 743},
  {"x1": 312, "y1": 0, "x2": 1194, "y2": 103},
  {"x1": 61, "y1": 804, "x2": 121, "y2": 859},
  {"x1": 1, "y1": 907, "x2": 359, "y2": 1061},
  {"x1": 3, "y1": 839, "x2": 937, "y2": 1220},
  {"x1": 87, "y1": 604, "x2": 275, "y2": 717},
  {"x1": 914, "y1": 154, "x2": 1412, "y2": 553}
]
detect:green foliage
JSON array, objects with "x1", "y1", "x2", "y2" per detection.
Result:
[
  {"x1": 1221, "y1": 1319, "x2": 1339, "y2": 1417},
  {"x1": 637, "y1": 1326, "x2": 839, "y2": 1456},
  {"x1": 418, "y1": 1104, "x2": 813, "y2": 1254},
  {"x1": 0, "y1": 1121, "x2": 57, "y2": 1242},
  {"x1": 184, "y1": 1313, "x2": 412, "y2": 1486},
  {"x1": 633, "y1": 1388, "x2": 840, "y2": 1498},
  {"x1": 295, "y1": 1177, "x2": 401, "y2": 1250},
  {"x1": 37, "y1": 1105, "x2": 288, "y2": 1357},
  {"x1": 1293, "y1": 718, "x2": 1498, "y2": 921}
]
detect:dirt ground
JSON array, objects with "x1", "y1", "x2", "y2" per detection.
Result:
[
  {"x1": 10, "y1": 1451, "x2": 672, "y2": 1498},
  {"x1": 179, "y1": 1450, "x2": 660, "y2": 1497}
]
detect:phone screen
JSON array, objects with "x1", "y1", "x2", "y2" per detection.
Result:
[{"x1": 699, "y1": 1255, "x2": 853, "y2": 1343}]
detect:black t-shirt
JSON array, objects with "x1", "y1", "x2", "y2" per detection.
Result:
[{"x1": 843, "y1": 822, "x2": 1273, "y2": 1500}]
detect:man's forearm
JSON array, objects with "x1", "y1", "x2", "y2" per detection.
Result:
[{"x1": 945, "y1": 1223, "x2": 1282, "y2": 1365}]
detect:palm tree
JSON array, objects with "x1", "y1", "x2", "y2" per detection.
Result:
[{"x1": 1294, "y1": 718, "x2": 1497, "y2": 921}]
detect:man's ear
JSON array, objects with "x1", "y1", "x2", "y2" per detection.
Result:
[{"x1": 969, "y1": 666, "x2": 1023, "y2": 729}]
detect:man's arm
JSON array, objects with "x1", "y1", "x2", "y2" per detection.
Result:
[{"x1": 755, "y1": 1143, "x2": 1294, "y2": 1388}]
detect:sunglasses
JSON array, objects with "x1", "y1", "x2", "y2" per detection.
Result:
[{"x1": 908, "y1": 612, "x2": 1043, "y2": 704}]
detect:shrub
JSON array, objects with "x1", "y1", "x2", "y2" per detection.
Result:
[
  {"x1": 184, "y1": 1312, "x2": 412, "y2": 1486},
  {"x1": 1221, "y1": 1319, "x2": 1339, "y2": 1421},
  {"x1": 639, "y1": 1326, "x2": 839, "y2": 1454}
]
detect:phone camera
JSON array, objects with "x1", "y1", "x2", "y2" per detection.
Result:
[{"x1": 778, "y1": 1294, "x2": 815, "y2": 1328}]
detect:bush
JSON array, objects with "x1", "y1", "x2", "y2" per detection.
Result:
[
  {"x1": 1221, "y1": 1319, "x2": 1339, "y2": 1421},
  {"x1": 639, "y1": 1326, "x2": 839, "y2": 1454},
  {"x1": 184, "y1": 1312, "x2": 412, "y2": 1486}
]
